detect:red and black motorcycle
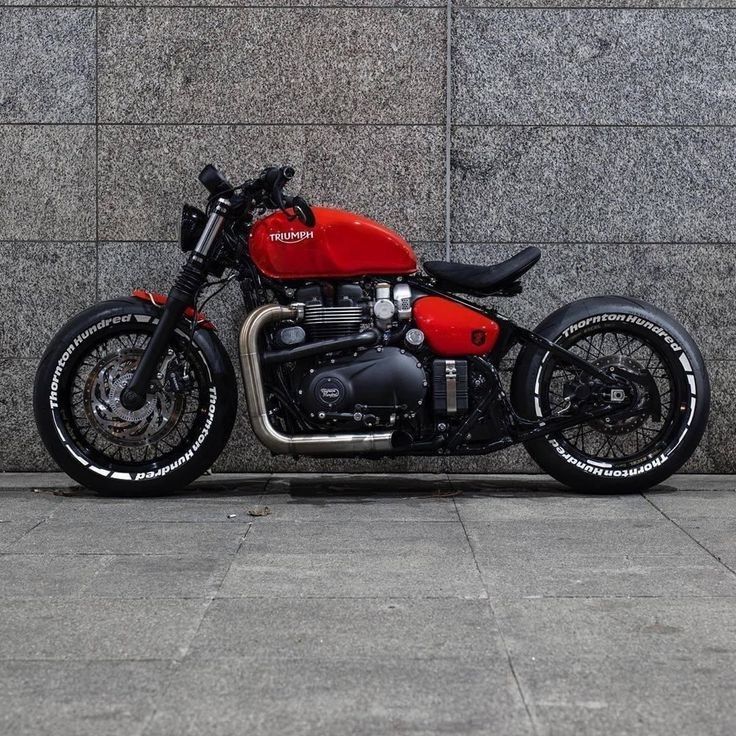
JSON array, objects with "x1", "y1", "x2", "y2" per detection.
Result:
[{"x1": 34, "y1": 164, "x2": 709, "y2": 494}]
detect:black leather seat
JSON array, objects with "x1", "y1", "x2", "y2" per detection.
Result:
[{"x1": 423, "y1": 246, "x2": 541, "y2": 296}]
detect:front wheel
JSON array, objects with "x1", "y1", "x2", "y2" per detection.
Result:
[
  {"x1": 511, "y1": 297, "x2": 709, "y2": 492},
  {"x1": 34, "y1": 298, "x2": 237, "y2": 494}
]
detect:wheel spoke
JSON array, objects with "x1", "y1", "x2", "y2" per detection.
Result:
[
  {"x1": 540, "y1": 323, "x2": 680, "y2": 468},
  {"x1": 64, "y1": 331, "x2": 205, "y2": 469}
]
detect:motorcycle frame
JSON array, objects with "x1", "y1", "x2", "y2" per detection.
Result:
[
  {"x1": 123, "y1": 195, "x2": 644, "y2": 458},
  {"x1": 402, "y1": 277, "x2": 650, "y2": 455},
  {"x1": 239, "y1": 272, "x2": 641, "y2": 458}
]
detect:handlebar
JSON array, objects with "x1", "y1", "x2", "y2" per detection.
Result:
[{"x1": 197, "y1": 163, "x2": 314, "y2": 227}]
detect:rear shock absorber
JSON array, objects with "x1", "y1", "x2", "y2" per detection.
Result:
[{"x1": 121, "y1": 199, "x2": 230, "y2": 410}]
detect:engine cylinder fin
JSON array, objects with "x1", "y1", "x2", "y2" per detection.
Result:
[{"x1": 303, "y1": 304, "x2": 364, "y2": 340}]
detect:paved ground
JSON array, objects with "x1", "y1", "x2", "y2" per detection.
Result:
[{"x1": 1, "y1": 472, "x2": 735, "y2": 736}]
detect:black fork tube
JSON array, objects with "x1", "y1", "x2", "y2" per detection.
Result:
[{"x1": 121, "y1": 199, "x2": 230, "y2": 409}]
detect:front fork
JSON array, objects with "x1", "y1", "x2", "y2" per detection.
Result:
[{"x1": 121, "y1": 198, "x2": 231, "y2": 410}]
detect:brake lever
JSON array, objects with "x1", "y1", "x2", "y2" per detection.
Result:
[{"x1": 258, "y1": 165, "x2": 314, "y2": 226}]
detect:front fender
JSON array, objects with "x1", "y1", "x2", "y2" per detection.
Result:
[
  {"x1": 47, "y1": 296, "x2": 237, "y2": 389},
  {"x1": 131, "y1": 289, "x2": 215, "y2": 330}
]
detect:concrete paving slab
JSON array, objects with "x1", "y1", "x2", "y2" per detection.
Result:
[
  {"x1": 0, "y1": 490, "x2": 64, "y2": 521},
  {"x1": 144, "y1": 657, "x2": 534, "y2": 736},
  {"x1": 0, "y1": 554, "x2": 106, "y2": 598},
  {"x1": 518, "y1": 655, "x2": 736, "y2": 736},
  {"x1": 0, "y1": 520, "x2": 43, "y2": 551},
  {"x1": 493, "y1": 597, "x2": 736, "y2": 735},
  {"x1": 0, "y1": 598, "x2": 207, "y2": 660},
  {"x1": 49, "y1": 496, "x2": 270, "y2": 524},
  {"x1": 2, "y1": 473, "x2": 736, "y2": 734},
  {"x1": 8, "y1": 520, "x2": 250, "y2": 555},
  {"x1": 0, "y1": 473, "x2": 76, "y2": 489},
  {"x1": 0, "y1": 553, "x2": 231, "y2": 600},
  {"x1": 455, "y1": 490, "x2": 655, "y2": 521},
  {"x1": 449, "y1": 474, "x2": 736, "y2": 494},
  {"x1": 495, "y1": 597, "x2": 736, "y2": 659},
  {"x1": 474, "y1": 553, "x2": 736, "y2": 599},
  {"x1": 464, "y1": 518, "x2": 705, "y2": 558},
  {"x1": 219, "y1": 521, "x2": 485, "y2": 599},
  {"x1": 265, "y1": 472, "x2": 452, "y2": 495},
  {"x1": 83, "y1": 555, "x2": 233, "y2": 599},
  {"x1": 665, "y1": 475, "x2": 736, "y2": 492},
  {"x1": 255, "y1": 492, "x2": 458, "y2": 522},
  {"x1": 0, "y1": 660, "x2": 169, "y2": 736},
  {"x1": 188, "y1": 598, "x2": 498, "y2": 661},
  {"x1": 45, "y1": 490, "x2": 458, "y2": 525},
  {"x1": 645, "y1": 488, "x2": 736, "y2": 520},
  {"x1": 448, "y1": 474, "x2": 576, "y2": 494},
  {"x1": 663, "y1": 520, "x2": 736, "y2": 571}
]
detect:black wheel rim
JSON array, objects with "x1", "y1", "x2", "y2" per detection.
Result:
[
  {"x1": 59, "y1": 326, "x2": 211, "y2": 471},
  {"x1": 537, "y1": 324, "x2": 688, "y2": 470}
]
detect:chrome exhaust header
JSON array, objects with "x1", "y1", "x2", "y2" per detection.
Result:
[{"x1": 238, "y1": 304, "x2": 395, "y2": 455}]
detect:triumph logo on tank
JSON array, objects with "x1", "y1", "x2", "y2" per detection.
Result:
[{"x1": 269, "y1": 231, "x2": 314, "y2": 244}]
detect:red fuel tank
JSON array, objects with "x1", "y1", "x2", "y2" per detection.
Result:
[
  {"x1": 248, "y1": 207, "x2": 418, "y2": 280},
  {"x1": 413, "y1": 296, "x2": 500, "y2": 357}
]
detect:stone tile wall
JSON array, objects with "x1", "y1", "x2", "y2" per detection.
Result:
[{"x1": 0, "y1": 1, "x2": 732, "y2": 472}]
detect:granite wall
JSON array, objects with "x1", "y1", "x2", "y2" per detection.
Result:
[{"x1": 0, "y1": 1, "x2": 733, "y2": 473}]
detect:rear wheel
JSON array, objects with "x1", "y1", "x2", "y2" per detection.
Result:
[
  {"x1": 34, "y1": 298, "x2": 237, "y2": 494},
  {"x1": 512, "y1": 297, "x2": 709, "y2": 492}
]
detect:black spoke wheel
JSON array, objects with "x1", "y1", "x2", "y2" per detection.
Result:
[
  {"x1": 512, "y1": 297, "x2": 709, "y2": 492},
  {"x1": 538, "y1": 325, "x2": 678, "y2": 469},
  {"x1": 64, "y1": 329, "x2": 208, "y2": 470},
  {"x1": 34, "y1": 298, "x2": 237, "y2": 494}
]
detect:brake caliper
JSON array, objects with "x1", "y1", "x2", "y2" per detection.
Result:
[{"x1": 160, "y1": 349, "x2": 194, "y2": 394}]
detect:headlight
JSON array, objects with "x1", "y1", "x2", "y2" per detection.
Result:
[{"x1": 179, "y1": 204, "x2": 207, "y2": 252}]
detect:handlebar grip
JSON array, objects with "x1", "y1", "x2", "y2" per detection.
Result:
[{"x1": 282, "y1": 166, "x2": 295, "y2": 180}]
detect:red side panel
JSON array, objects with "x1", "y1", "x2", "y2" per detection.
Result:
[
  {"x1": 131, "y1": 289, "x2": 215, "y2": 330},
  {"x1": 413, "y1": 296, "x2": 500, "y2": 357},
  {"x1": 248, "y1": 206, "x2": 417, "y2": 279}
]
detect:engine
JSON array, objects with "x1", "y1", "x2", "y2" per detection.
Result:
[
  {"x1": 263, "y1": 279, "x2": 504, "y2": 448},
  {"x1": 299, "y1": 347, "x2": 426, "y2": 427},
  {"x1": 273, "y1": 281, "x2": 427, "y2": 429},
  {"x1": 298, "y1": 283, "x2": 370, "y2": 339}
]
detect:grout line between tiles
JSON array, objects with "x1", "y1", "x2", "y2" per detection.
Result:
[
  {"x1": 3, "y1": 3, "x2": 734, "y2": 8},
  {"x1": 444, "y1": 0, "x2": 452, "y2": 259},
  {"x1": 134, "y1": 522, "x2": 252, "y2": 735},
  {"x1": 95, "y1": 1, "x2": 100, "y2": 297},
  {"x1": 7, "y1": 121, "x2": 736, "y2": 128},
  {"x1": 643, "y1": 493, "x2": 736, "y2": 579},
  {"x1": 452, "y1": 495, "x2": 541, "y2": 736}
]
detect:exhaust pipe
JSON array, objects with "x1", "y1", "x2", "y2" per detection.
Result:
[
  {"x1": 238, "y1": 303, "x2": 395, "y2": 455},
  {"x1": 262, "y1": 328, "x2": 380, "y2": 366}
]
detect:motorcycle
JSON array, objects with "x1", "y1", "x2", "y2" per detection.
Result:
[{"x1": 34, "y1": 164, "x2": 710, "y2": 494}]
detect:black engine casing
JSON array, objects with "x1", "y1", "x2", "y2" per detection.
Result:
[{"x1": 299, "y1": 347, "x2": 426, "y2": 420}]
